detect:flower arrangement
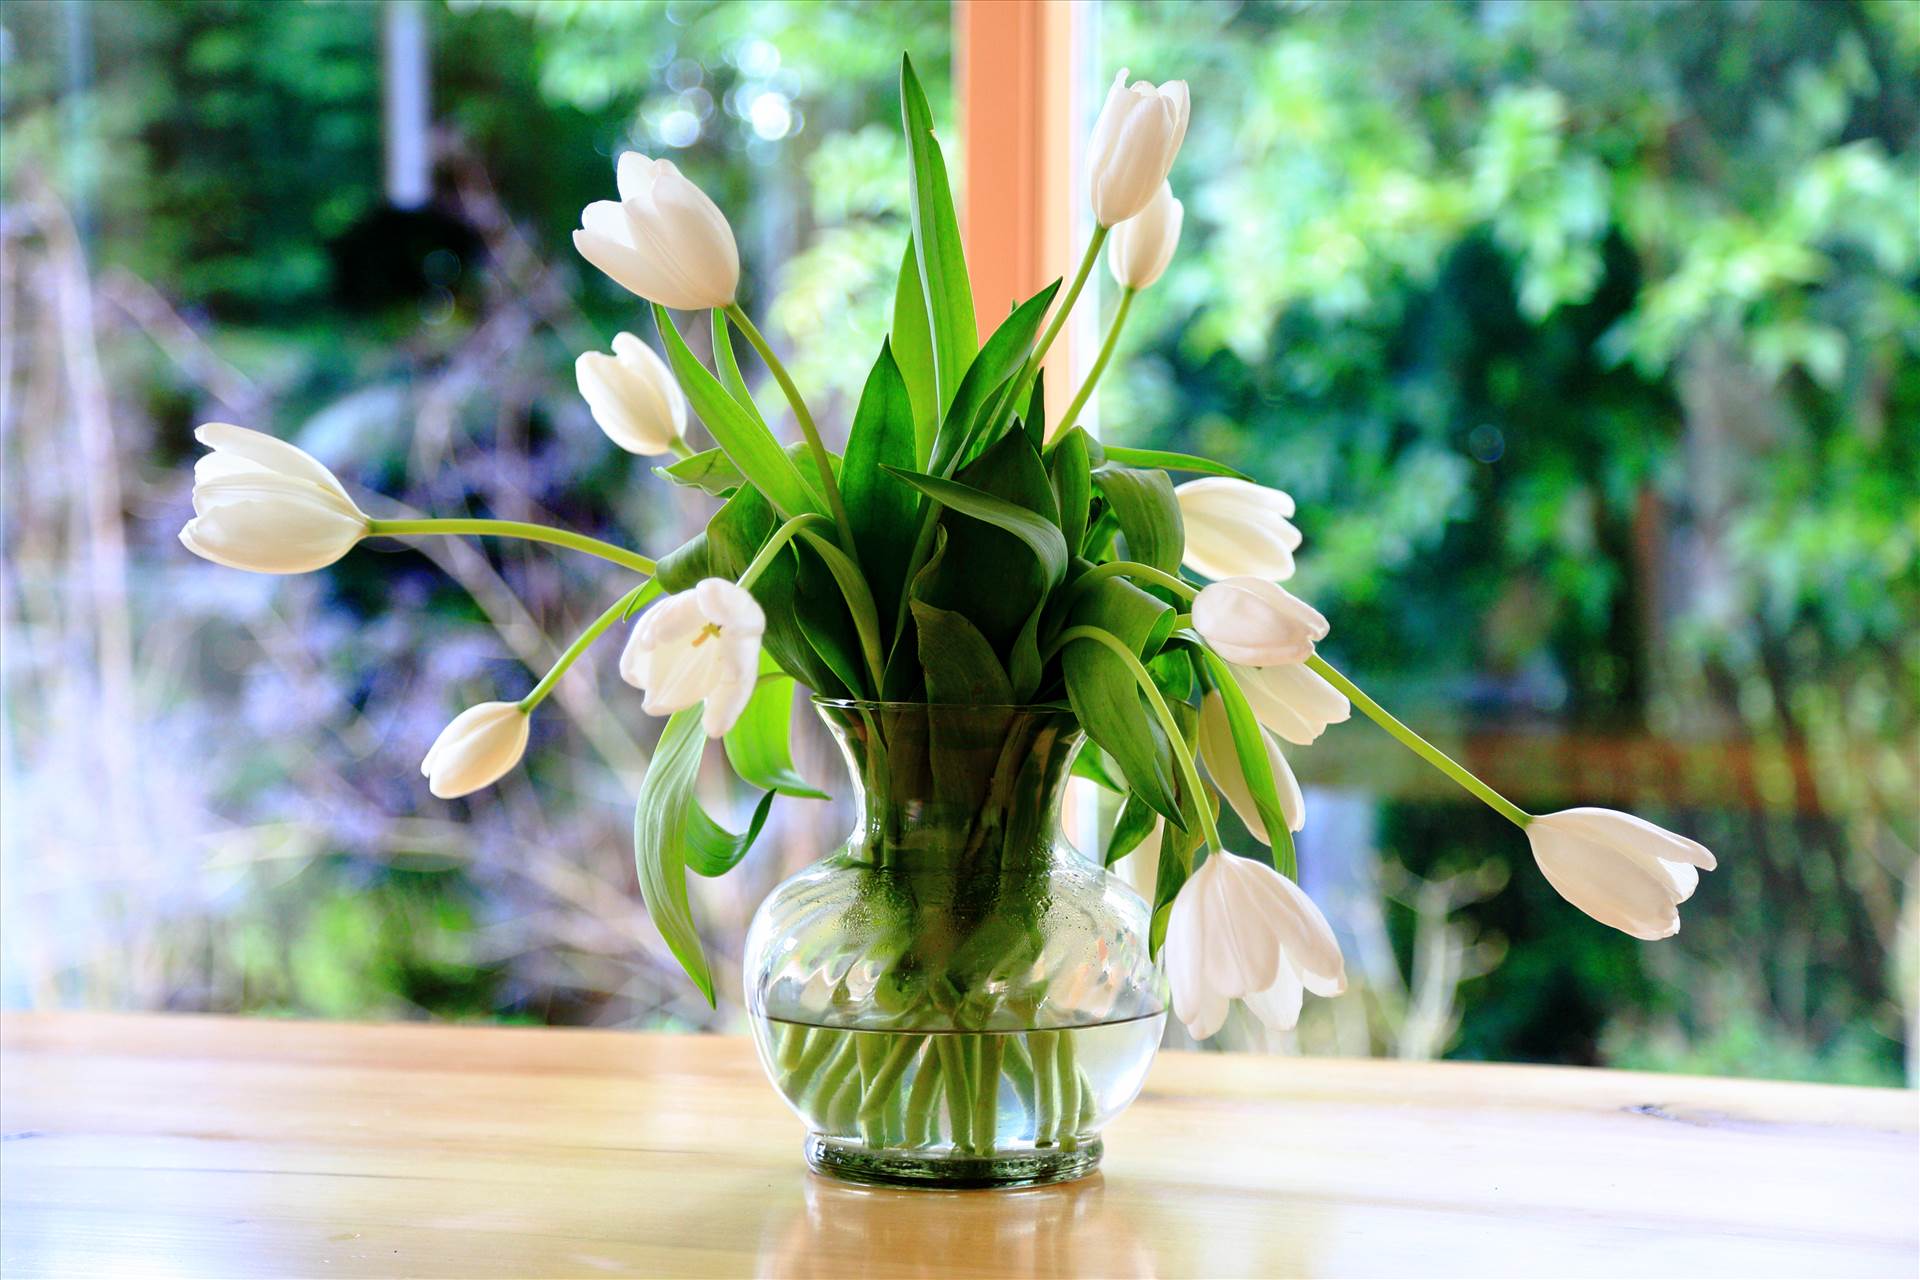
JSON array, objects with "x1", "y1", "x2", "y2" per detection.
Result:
[{"x1": 181, "y1": 56, "x2": 1716, "y2": 1171}]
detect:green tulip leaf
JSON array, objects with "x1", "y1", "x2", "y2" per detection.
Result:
[
  {"x1": 932, "y1": 279, "x2": 1060, "y2": 473},
  {"x1": 633, "y1": 707, "x2": 718, "y2": 1004},
  {"x1": 1099, "y1": 446, "x2": 1252, "y2": 481},
  {"x1": 1093, "y1": 464, "x2": 1185, "y2": 576},
  {"x1": 882, "y1": 467, "x2": 1068, "y2": 587},
  {"x1": 654, "y1": 447, "x2": 744, "y2": 498},
  {"x1": 899, "y1": 54, "x2": 975, "y2": 418},
  {"x1": 724, "y1": 672, "x2": 829, "y2": 800},
  {"x1": 686, "y1": 790, "x2": 777, "y2": 878},
  {"x1": 1106, "y1": 791, "x2": 1160, "y2": 868},
  {"x1": 891, "y1": 240, "x2": 940, "y2": 466},
  {"x1": 654, "y1": 304, "x2": 818, "y2": 521},
  {"x1": 842, "y1": 340, "x2": 920, "y2": 630},
  {"x1": 1049, "y1": 428, "x2": 1094, "y2": 555},
  {"x1": 710, "y1": 310, "x2": 766, "y2": 426},
  {"x1": 1197, "y1": 649, "x2": 1298, "y2": 878}
]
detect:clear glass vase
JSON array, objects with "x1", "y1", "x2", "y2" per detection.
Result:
[{"x1": 744, "y1": 701, "x2": 1167, "y2": 1190}]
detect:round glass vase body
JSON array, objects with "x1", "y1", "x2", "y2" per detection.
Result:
[{"x1": 744, "y1": 701, "x2": 1166, "y2": 1190}]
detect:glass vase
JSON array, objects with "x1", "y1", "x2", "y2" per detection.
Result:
[{"x1": 744, "y1": 701, "x2": 1167, "y2": 1190}]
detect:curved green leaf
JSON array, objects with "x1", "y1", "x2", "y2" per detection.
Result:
[
  {"x1": 655, "y1": 447, "x2": 744, "y2": 497},
  {"x1": 724, "y1": 673, "x2": 828, "y2": 800},
  {"x1": 882, "y1": 466, "x2": 1068, "y2": 587},
  {"x1": 1197, "y1": 649, "x2": 1298, "y2": 878},
  {"x1": 686, "y1": 790, "x2": 777, "y2": 877},
  {"x1": 634, "y1": 708, "x2": 717, "y2": 1004},
  {"x1": 1100, "y1": 446, "x2": 1252, "y2": 481}
]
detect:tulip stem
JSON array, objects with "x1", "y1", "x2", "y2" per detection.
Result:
[
  {"x1": 519, "y1": 579, "x2": 657, "y2": 713},
  {"x1": 1053, "y1": 286, "x2": 1134, "y2": 442},
  {"x1": 1050, "y1": 624, "x2": 1222, "y2": 853},
  {"x1": 1065, "y1": 559, "x2": 1195, "y2": 606},
  {"x1": 1306, "y1": 656, "x2": 1533, "y2": 829},
  {"x1": 367, "y1": 518, "x2": 656, "y2": 575},
  {"x1": 737, "y1": 514, "x2": 833, "y2": 591},
  {"x1": 722, "y1": 303, "x2": 859, "y2": 564},
  {"x1": 1025, "y1": 226, "x2": 1110, "y2": 395}
]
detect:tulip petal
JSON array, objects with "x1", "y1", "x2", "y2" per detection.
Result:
[{"x1": 1528, "y1": 822, "x2": 1686, "y2": 940}]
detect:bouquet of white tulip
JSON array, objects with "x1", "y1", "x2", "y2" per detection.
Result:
[{"x1": 180, "y1": 55, "x2": 1716, "y2": 1177}]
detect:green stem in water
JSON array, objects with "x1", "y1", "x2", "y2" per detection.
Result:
[
  {"x1": 367, "y1": 518, "x2": 656, "y2": 576},
  {"x1": 722, "y1": 303, "x2": 858, "y2": 562},
  {"x1": 1047, "y1": 625, "x2": 1224, "y2": 853},
  {"x1": 517, "y1": 579, "x2": 655, "y2": 713},
  {"x1": 1307, "y1": 655, "x2": 1533, "y2": 829},
  {"x1": 1054, "y1": 285, "x2": 1135, "y2": 441}
]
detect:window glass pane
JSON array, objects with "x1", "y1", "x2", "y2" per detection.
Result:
[
  {"x1": 1093, "y1": 1, "x2": 1918, "y2": 1082},
  {"x1": 0, "y1": 0, "x2": 951, "y2": 1024}
]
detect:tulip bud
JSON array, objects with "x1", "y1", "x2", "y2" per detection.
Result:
[
  {"x1": 421, "y1": 701, "x2": 531, "y2": 799},
  {"x1": 576, "y1": 333, "x2": 689, "y2": 456},
  {"x1": 574, "y1": 153, "x2": 740, "y2": 310},
  {"x1": 1107, "y1": 182, "x2": 1184, "y2": 290},
  {"x1": 1175, "y1": 478, "x2": 1302, "y2": 582},
  {"x1": 1087, "y1": 70, "x2": 1191, "y2": 227},
  {"x1": 1233, "y1": 661, "x2": 1350, "y2": 746},
  {"x1": 179, "y1": 423, "x2": 369, "y2": 575},
  {"x1": 1193, "y1": 577, "x2": 1329, "y2": 667},
  {"x1": 1197, "y1": 692, "x2": 1305, "y2": 843},
  {"x1": 1526, "y1": 808, "x2": 1717, "y2": 941},
  {"x1": 620, "y1": 578, "x2": 766, "y2": 737},
  {"x1": 1164, "y1": 850, "x2": 1345, "y2": 1040}
]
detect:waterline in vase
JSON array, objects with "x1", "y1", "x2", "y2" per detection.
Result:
[{"x1": 752, "y1": 1012, "x2": 1165, "y2": 1185}]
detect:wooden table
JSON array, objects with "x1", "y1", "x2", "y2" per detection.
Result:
[{"x1": 2, "y1": 1013, "x2": 1914, "y2": 1278}]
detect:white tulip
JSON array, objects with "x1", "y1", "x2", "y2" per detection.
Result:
[
  {"x1": 1164, "y1": 850, "x2": 1346, "y2": 1040},
  {"x1": 574, "y1": 152, "x2": 740, "y2": 310},
  {"x1": 576, "y1": 332, "x2": 688, "y2": 456},
  {"x1": 1087, "y1": 70, "x2": 1191, "y2": 227},
  {"x1": 1107, "y1": 181, "x2": 1184, "y2": 290},
  {"x1": 421, "y1": 701, "x2": 531, "y2": 799},
  {"x1": 1233, "y1": 661, "x2": 1350, "y2": 746},
  {"x1": 1176, "y1": 477, "x2": 1302, "y2": 581},
  {"x1": 1193, "y1": 577, "x2": 1329, "y2": 667},
  {"x1": 620, "y1": 578, "x2": 765, "y2": 737},
  {"x1": 179, "y1": 423, "x2": 369, "y2": 575},
  {"x1": 1526, "y1": 808, "x2": 1718, "y2": 941},
  {"x1": 1197, "y1": 691, "x2": 1305, "y2": 842}
]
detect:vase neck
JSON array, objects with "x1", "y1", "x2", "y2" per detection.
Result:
[{"x1": 818, "y1": 703, "x2": 1082, "y2": 872}]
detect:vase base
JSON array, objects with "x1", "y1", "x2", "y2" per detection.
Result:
[{"x1": 803, "y1": 1134, "x2": 1103, "y2": 1190}]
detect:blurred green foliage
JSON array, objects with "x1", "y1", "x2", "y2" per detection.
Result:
[{"x1": 2, "y1": 0, "x2": 1912, "y2": 1082}]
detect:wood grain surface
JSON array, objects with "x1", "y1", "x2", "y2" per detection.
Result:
[{"x1": 2, "y1": 1012, "x2": 1914, "y2": 1278}]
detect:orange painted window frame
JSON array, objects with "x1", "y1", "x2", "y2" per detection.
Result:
[{"x1": 955, "y1": 0, "x2": 1087, "y2": 430}]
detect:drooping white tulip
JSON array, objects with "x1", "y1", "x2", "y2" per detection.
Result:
[
  {"x1": 1526, "y1": 808, "x2": 1718, "y2": 941},
  {"x1": 620, "y1": 578, "x2": 765, "y2": 737},
  {"x1": 1107, "y1": 181, "x2": 1184, "y2": 290},
  {"x1": 1087, "y1": 70, "x2": 1191, "y2": 227},
  {"x1": 576, "y1": 332, "x2": 689, "y2": 456},
  {"x1": 1192, "y1": 577, "x2": 1329, "y2": 667},
  {"x1": 179, "y1": 423, "x2": 369, "y2": 575},
  {"x1": 1176, "y1": 477, "x2": 1302, "y2": 581},
  {"x1": 1197, "y1": 691, "x2": 1305, "y2": 842},
  {"x1": 421, "y1": 701, "x2": 531, "y2": 799},
  {"x1": 574, "y1": 153, "x2": 740, "y2": 310},
  {"x1": 1163, "y1": 850, "x2": 1346, "y2": 1040},
  {"x1": 1233, "y1": 661, "x2": 1350, "y2": 746}
]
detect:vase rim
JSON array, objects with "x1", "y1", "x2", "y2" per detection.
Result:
[{"x1": 811, "y1": 697, "x2": 1076, "y2": 713}]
